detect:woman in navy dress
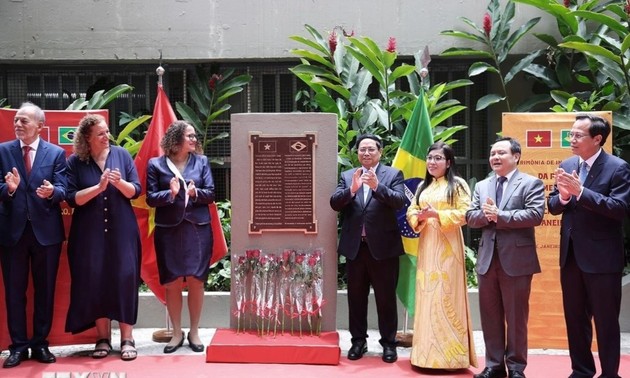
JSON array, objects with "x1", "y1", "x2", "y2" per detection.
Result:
[
  {"x1": 65, "y1": 114, "x2": 141, "y2": 361},
  {"x1": 146, "y1": 120, "x2": 214, "y2": 353}
]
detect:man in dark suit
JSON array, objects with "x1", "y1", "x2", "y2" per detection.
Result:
[
  {"x1": 0, "y1": 102, "x2": 66, "y2": 368},
  {"x1": 548, "y1": 114, "x2": 630, "y2": 378},
  {"x1": 466, "y1": 137, "x2": 545, "y2": 378},
  {"x1": 330, "y1": 134, "x2": 405, "y2": 363}
]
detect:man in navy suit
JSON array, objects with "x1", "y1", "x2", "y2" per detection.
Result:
[
  {"x1": 330, "y1": 134, "x2": 405, "y2": 363},
  {"x1": 466, "y1": 137, "x2": 545, "y2": 378},
  {"x1": 0, "y1": 102, "x2": 66, "y2": 368},
  {"x1": 548, "y1": 114, "x2": 630, "y2": 378}
]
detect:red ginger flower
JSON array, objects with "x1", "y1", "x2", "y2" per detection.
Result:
[
  {"x1": 563, "y1": 0, "x2": 570, "y2": 8},
  {"x1": 483, "y1": 13, "x2": 492, "y2": 37},
  {"x1": 625, "y1": 0, "x2": 630, "y2": 16},
  {"x1": 386, "y1": 37, "x2": 397, "y2": 53},
  {"x1": 208, "y1": 74, "x2": 222, "y2": 91},
  {"x1": 328, "y1": 30, "x2": 338, "y2": 55}
]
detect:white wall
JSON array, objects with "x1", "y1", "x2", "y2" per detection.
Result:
[{"x1": 0, "y1": 0, "x2": 556, "y2": 62}]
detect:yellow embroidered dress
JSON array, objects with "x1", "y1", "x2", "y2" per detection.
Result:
[{"x1": 406, "y1": 176, "x2": 477, "y2": 369}]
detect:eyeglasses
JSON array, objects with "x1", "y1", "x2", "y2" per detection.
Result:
[
  {"x1": 186, "y1": 134, "x2": 198, "y2": 141},
  {"x1": 426, "y1": 155, "x2": 446, "y2": 162},
  {"x1": 358, "y1": 147, "x2": 379, "y2": 154},
  {"x1": 568, "y1": 132, "x2": 589, "y2": 140}
]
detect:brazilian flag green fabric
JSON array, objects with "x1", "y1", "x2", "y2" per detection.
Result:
[{"x1": 392, "y1": 92, "x2": 433, "y2": 316}]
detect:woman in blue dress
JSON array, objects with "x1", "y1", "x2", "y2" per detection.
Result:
[
  {"x1": 65, "y1": 114, "x2": 141, "y2": 361},
  {"x1": 146, "y1": 120, "x2": 214, "y2": 354}
]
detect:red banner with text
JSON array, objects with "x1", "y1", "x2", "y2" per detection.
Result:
[{"x1": 0, "y1": 108, "x2": 109, "y2": 349}]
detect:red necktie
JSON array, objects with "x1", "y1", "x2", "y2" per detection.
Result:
[{"x1": 23, "y1": 145, "x2": 32, "y2": 175}]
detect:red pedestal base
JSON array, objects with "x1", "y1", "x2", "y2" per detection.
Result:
[{"x1": 206, "y1": 328, "x2": 340, "y2": 365}]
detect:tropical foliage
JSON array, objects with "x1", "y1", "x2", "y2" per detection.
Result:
[
  {"x1": 289, "y1": 24, "x2": 471, "y2": 170},
  {"x1": 440, "y1": 0, "x2": 542, "y2": 111},
  {"x1": 176, "y1": 66, "x2": 252, "y2": 163}
]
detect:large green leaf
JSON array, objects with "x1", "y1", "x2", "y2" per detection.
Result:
[
  {"x1": 65, "y1": 98, "x2": 88, "y2": 110},
  {"x1": 501, "y1": 17, "x2": 541, "y2": 62},
  {"x1": 505, "y1": 49, "x2": 545, "y2": 83},
  {"x1": 468, "y1": 62, "x2": 500, "y2": 77},
  {"x1": 206, "y1": 104, "x2": 231, "y2": 125},
  {"x1": 431, "y1": 106, "x2": 467, "y2": 127},
  {"x1": 215, "y1": 87, "x2": 244, "y2": 105},
  {"x1": 89, "y1": 84, "x2": 134, "y2": 109},
  {"x1": 571, "y1": 10, "x2": 628, "y2": 37},
  {"x1": 289, "y1": 35, "x2": 330, "y2": 57},
  {"x1": 312, "y1": 77, "x2": 351, "y2": 99},
  {"x1": 347, "y1": 37, "x2": 385, "y2": 73},
  {"x1": 439, "y1": 30, "x2": 487, "y2": 44},
  {"x1": 303, "y1": 24, "x2": 330, "y2": 54},
  {"x1": 559, "y1": 41, "x2": 622, "y2": 65},
  {"x1": 622, "y1": 34, "x2": 630, "y2": 55},
  {"x1": 476, "y1": 94, "x2": 505, "y2": 111},
  {"x1": 515, "y1": 94, "x2": 551, "y2": 112},
  {"x1": 349, "y1": 69, "x2": 372, "y2": 108},
  {"x1": 440, "y1": 48, "x2": 493, "y2": 59},
  {"x1": 175, "y1": 102, "x2": 202, "y2": 131},
  {"x1": 523, "y1": 64, "x2": 561, "y2": 89},
  {"x1": 512, "y1": 0, "x2": 578, "y2": 34},
  {"x1": 290, "y1": 49, "x2": 335, "y2": 70},
  {"x1": 534, "y1": 33, "x2": 559, "y2": 47},
  {"x1": 346, "y1": 45, "x2": 386, "y2": 88},
  {"x1": 389, "y1": 64, "x2": 416, "y2": 83},
  {"x1": 116, "y1": 114, "x2": 151, "y2": 145},
  {"x1": 433, "y1": 125, "x2": 467, "y2": 142}
]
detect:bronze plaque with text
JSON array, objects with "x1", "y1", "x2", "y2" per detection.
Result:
[{"x1": 249, "y1": 132, "x2": 317, "y2": 233}]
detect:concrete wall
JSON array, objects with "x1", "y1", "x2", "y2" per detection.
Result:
[{"x1": 0, "y1": 0, "x2": 556, "y2": 63}]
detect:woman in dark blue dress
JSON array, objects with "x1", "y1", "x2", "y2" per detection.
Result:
[
  {"x1": 65, "y1": 114, "x2": 141, "y2": 361},
  {"x1": 146, "y1": 120, "x2": 214, "y2": 354}
]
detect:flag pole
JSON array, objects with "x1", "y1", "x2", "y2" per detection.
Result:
[
  {"x1": 148, "y1": 63, "x2": 174, "y2": 343},
  {"x1": 396, "y1": 309, "x2": 413, "y2": 347}
]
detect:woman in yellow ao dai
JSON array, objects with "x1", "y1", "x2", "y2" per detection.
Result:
[{"x1": 406, "y1": 142, "x2": 477, "y2": 370}]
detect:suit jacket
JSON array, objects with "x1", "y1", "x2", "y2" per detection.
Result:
[
  {"x1": 0, "y1": 139, "x2": 66, "y2": 247},
  {"x1": 466, "y1": 170, "x2": 545, "y2": 276},
  {"x1": 330, "y1": 164, "x2": 405, "y2": 261},
  {"x1": 146, "y1": 154, "x2": 215, "y2": 227},
  {"x1": 548, "y1": 152, "x2": 630, "y2": 273}
]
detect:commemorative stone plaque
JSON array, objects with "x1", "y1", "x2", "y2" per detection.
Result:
[{"x1": 249, "y1": 132, "x2": 316, "y2": 233}]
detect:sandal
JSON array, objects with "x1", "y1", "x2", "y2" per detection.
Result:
[
  {"x1": 92, "y1": 338, "x2": 112, "y2": 359},
  {"x1": 120, "y1": 339, "x2": 137, "y2": 361}
]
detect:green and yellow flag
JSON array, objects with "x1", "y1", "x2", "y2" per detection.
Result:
[{"x1": 392, "y1": 92, "x2": 433, "y2": 316}]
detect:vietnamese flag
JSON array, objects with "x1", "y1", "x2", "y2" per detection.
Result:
[
  {"x1": 132, "y1": 83, "x2": 228, "y2": 303},
  {"x1": 526, "y1": 130, "x2": 552, "y2": 148}
]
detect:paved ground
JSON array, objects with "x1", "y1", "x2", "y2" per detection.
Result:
[{"x1": 4, "y1": 328, "x2": 629, "y2": 359}]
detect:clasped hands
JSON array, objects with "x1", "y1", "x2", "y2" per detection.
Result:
[
  {"x1": 169, "y1": 177, "x2": 197, "y2": 199},
  {"x1": 4, "y1": 167, "x2": 54, "y2": 199},
  {"x1": 482, "y1": 197, "x2": 500, "y2": 223},
  {"x1": 98, "y1": 168, "x2": 124, "y2": 192},
  {"x1": 554, "y1": 167, "x2": 582, "y2": 201},
  {"x1": 409, "y1": 203, "x2": 438, "y2": 221},
  {"x1": 351, "y1": 167, "x2": 378, "y2": 193}
]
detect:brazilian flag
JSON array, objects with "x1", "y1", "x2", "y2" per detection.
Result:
[{"x1": 392, "y1": 91, "x2": 433, "y2": 316}]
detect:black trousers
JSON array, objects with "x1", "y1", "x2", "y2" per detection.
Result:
[
  {"x1": 562, "y1": 242, "x2": 621, "y2": 378},
  {"x1": 346, "y1": 241, "x2": 399, "y2": 347},
  {"x1": 0, "y1": 222, "x2": 61, "y2": 352}
]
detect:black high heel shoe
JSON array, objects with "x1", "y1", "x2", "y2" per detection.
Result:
[
  {"x1": 187, "y1": 332, "x2": 205, "y2": 353},
  {"x1": 163, "y1": 331, "x2": 185, "y2": 354}
]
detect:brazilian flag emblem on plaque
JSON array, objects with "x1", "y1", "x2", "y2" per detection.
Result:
[
  {"x1": 560, "y1": 130, "x2": 571, "y2": 148},
  {"x1": 58, "y1": 127, "x2": 76, "y2": 145}
]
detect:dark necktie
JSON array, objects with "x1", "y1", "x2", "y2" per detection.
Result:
[
  {"x1": 23, "y1": 145, "x2": 32, "y2": 175},
  {"x1": 579, "y1": 161, "x2": 589, "y2": 184},
  {"x1": 496, "y1": 176, "x2": 507, "y2": 207}
]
